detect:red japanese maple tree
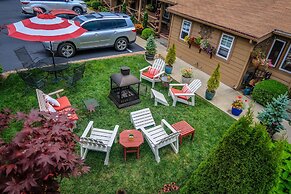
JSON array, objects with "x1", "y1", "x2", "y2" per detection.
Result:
[{"x1": 0, "y1": 110, "x2": 89, "y2": 194}]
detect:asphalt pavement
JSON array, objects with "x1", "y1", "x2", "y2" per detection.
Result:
[{"x1": 0, "y1": 0, "x2": 144, "y2": 72}]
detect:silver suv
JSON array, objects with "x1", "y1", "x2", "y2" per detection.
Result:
[
  {"x1": 42, "y1": 12, "x2": 136, "y2": 58},
  {"x1": 20, "y1": 0, "x2": 87, "y2": 15}
]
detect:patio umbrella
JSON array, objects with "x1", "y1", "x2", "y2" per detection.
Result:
[{"x1": 6, "y1": 13, "x2": 86, "y2": 78}]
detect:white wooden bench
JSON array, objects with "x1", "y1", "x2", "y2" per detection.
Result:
[
  {"x1": 80, "y1": 121, "x2": 119, "y2": 165},
  {"x1": 140, "y1": 119, "x2": 179, "y2": 163},
  {"x1": 151, "y1": 89, "x2": 169, "y2": 106},
  {"x1": 130, "y1": 108, "x2": 156, "y2": 130}
]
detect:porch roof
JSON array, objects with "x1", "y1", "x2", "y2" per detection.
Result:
[{"x1": 167, "y1": 0, "x2": 291, "y2": 42}]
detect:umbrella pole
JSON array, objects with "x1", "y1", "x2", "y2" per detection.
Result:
[{"x1": 50, "y1": 41, "x2": 57, "y2": 80}]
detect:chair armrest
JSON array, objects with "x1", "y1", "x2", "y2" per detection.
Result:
[
  {"x1": 33, "y1": 56, "x2": 40, "y2": 62},
  {"x1": 153, "y1": 70, "x2": 165, "y2": 78},
  {"x1": 140, "y1": 66, "x2": 150, "y2": 72},
  {"x1": 173, "y1": 93, "x2": 195, "y2": 96},
  {"x1": 108, "y1": 125, "x2": 119, "y2": 146},
  {"x1": 169, "y1": 83, "x2": 186, "y2": 87},
  {"x1": 48, "y1": 89, "x2": 64, "y2": 98},
  {"x1": 161, "y1": 119, "x2": 178, "y2": 134},
  {"x1": 81, "y1": 121, "x2": 94, "y2": 138}
]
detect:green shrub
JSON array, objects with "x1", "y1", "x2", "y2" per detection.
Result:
[
  {"x1": 181, "y1": 109, "x2": 283, "y2": 194},
  {"x1": 165, "y1": 44, "x2": 176, "y2": 66},
  {"x1": 207, "y1": 64, "x2": 220, "y2": 93},
  {"x1": 145, "y1": 35, "x2": 156, "y2": 55},
  {"x1": 91, "y1": 0, "x2": 102, "y2": 9},
  {"x1": 121, "y1": 3, "x2": 127, "y2": 13},
  {"x1": 98, "y1": 6, "x2": 109, "y2": 12},
  {"x1": 271, "y1": 142, "x2": 291, "y2": 194},
  {"x1": 141, "y1": 28, "x2": 155, "y2": 40},
  {"x1": 252, "y1": 79, "x2": 288, "y2": 106},
  {"x1": 142, "y1": 11, "x2": 148, "y2": 28}
]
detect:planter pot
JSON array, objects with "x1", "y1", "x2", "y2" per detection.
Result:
[
  {"x1": 181, "y1": 76, "x2": 192, "y2": 84},
  {"x1": 231, "y1": 107, "x2": 243, "y2": 116},
  {"x1": 205, "y1": 90, "x2": 215, "y2": 100},
  {"x1": 165, "y1": 65, "x2": 173, "y2": 74},
  {"x1": 252, "y1": 58, "x2": 260, "y2": 67},
  {"x1": 145, "y1": 52, "x2": 155, "y2": 60},
  {"x1": 243, "y1": 87, "x2": 252, "y2": 95}
]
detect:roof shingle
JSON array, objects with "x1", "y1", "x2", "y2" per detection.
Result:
[{"x1": 167, "y1": 0, "x2": 291, "y2": 40}]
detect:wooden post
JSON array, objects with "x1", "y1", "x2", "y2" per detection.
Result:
[
  {"x1": 157, "y1": 3, "x2": 164, "y2": 34},
  {"x1": 138, "y1": 0, "x2": 142, "y2": 21}
]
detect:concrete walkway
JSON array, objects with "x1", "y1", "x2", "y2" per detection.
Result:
[{"x1": 136, "y1": 37, "x2": 291, "y2": 143}]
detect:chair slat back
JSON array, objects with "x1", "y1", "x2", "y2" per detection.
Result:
[
  {"x1": 152, "y1": 58, "x2": 165, "y2": 71},
  {"x1": 188, "y1": 79, "x2": 202, "y2": 93},
  {"x1": 36, "y1": 89, "x2": 47, "y2": 112},
  {"x1": 130, "y1": 108, "x2": 156, "y2": 129},
  {"x1": 80, "y1": 137, "x2": 107, "y2": 148},
  {"x1": 14, "y1": 47, "x2": 34, "y2": 68}
]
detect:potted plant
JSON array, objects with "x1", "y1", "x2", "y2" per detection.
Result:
[
  {"x1": 146, "y1": 4, "x2": 154, "y2": 12},
  {"x1": 205, "y1": 63, "x2": 220, "y2": 100},
  {"x1": 251, "y1": 48, "x2": 266, "y2": 68},
  {"x1": 165, "y1": 44, "x2": 176, "y2": 74},
  {"x1": 181, "y1": 67, "x2": 193, "y2": 84},
  {"x1": 194, "y1": 36, "x2": 202, "y2": 48},
  {"x1": 199, "y1": 39, "x2": 209, "y2": 53},
  {"x1": 134, "y1": 23, "x2": 143, "y2": 34},
  {"x1": 231, "y1": 96, "x2": 247, "y2": 116},
  {"x1": 183, "y1": 36, "x2": 195, "y2": 48},
  {"x1": 145, "y1": 35, "x2": 157, "y2": 60}
]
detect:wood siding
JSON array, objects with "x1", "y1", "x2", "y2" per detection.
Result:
[
  {"x1": 168, "y1": 15, "x2": 254, "y2": 88},
  {"x1": 247, "y1": 36, "x2": 291, "y2": 88}
]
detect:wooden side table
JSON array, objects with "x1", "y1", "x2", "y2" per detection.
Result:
[
  {"x1": 171, "y1": 121, "x2": 195, "y2": 145},
  {"x1": 119, "y1": 130, "x2": 144, "y2": 161}
]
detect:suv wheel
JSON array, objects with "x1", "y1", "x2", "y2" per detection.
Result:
[
  {"x1": 115, "y1": 37, "x2": 128, "y2": 51},
  {"x1": 58, "y1": 43, "x2": 76, "y2": 58},
  {"x1": 73, "y1": 7, "x2": 83, "y2": 15}
]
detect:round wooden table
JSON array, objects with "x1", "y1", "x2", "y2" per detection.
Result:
[{"x1": 119, "y1": 130, "x2": 144, "y2": 161}]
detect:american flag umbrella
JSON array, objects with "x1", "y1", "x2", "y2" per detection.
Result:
[{"x1": 6, "y1": 13, "x2": 86, "y2": 77}]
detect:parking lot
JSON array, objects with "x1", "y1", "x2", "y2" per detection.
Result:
[{"x1": 0, "y1": 0, "x2": 144, "y2": 72}]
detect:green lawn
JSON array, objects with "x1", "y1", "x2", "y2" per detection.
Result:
[{"x1": 0, "y1": 55, "x2": 235, "y2": 194}]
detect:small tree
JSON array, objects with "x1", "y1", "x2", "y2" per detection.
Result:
[
  {"x1": 258, "y1": 93, "x2": 289, "y2": 136},
  {"x1": 165, "y1": 44, "x2": 176, "y2": 66},
  {"x1": 207, "y1": 63, "x2": 220, "y2": 93},
  {"x1": 181, "y1": 108, "x2": 283, "y2": 194},
  {"x1": 145, "y1": 35, "x2": 157, "y2": 55},
  {"x1": 121, "y1": 2, "x2": 127, "y2": 14},
  {"x1": 0, "y1": 110, "x2": 89, "y2": 193},
  {"x1": 143, "y1": 11, "x2": 148, "y2": 28}
]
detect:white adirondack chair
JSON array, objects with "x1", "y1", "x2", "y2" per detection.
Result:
[
  {"x1": 141, "y1": 119, "x2": 180, "y2": 163},
  {"x1": 130, "y1": 108, "x2": 156, "y2": 129},
  {"x1": 168, "y1": 79, "x2": 202, "y2": 106},
  {"x1": 80, "y1": 121, "x2": 119, "y2": 165},
  {"x1": 140, "y1": 58, "x2": 165, "y2": 88}
]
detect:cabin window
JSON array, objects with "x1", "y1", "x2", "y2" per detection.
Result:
[
  {"x1": 180, "y1": 19, "x2": 192, "y2": 40},
  {"x1": 216, "y1": 33, "x2": 235, "y2": 60},
  {"x1": 279, "y1": 44, "x2": 291, "y2": 73},
  {"x1": 267, "y1": 39, "x2": 286, "y2": 67}
]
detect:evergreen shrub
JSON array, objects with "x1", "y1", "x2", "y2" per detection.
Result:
[
  {"x1": 141, "y1": 28, "x2": 155, "y2": 40},
  {"x1": 181, "y1": 110, "x2": 283, "y2": 194}
]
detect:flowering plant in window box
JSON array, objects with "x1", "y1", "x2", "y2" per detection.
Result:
[{"x1": 183, "y1": 35, "x2": 195, "y2": 48}]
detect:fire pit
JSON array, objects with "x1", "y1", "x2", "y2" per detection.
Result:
[{"x1": 109, "y1": 66, "x2": 141, "y2": 108}]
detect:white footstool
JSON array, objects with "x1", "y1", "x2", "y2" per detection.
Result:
[{"x1": 151, "y1": 89, "x2": 169, "y2": 106}]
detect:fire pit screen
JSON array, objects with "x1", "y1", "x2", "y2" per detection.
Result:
[{"x1": 109, "y1": 66, "x2": 141, "y2": 108}]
